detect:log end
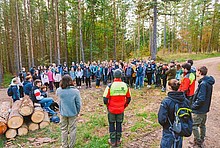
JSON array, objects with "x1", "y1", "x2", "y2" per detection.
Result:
[
  {"x1": 19, "y1": 106, "x2": 34, "y2": 116},
  {"x1": 31, "y1": 111, "x2": 45, "y2": 124},
  {"x1": 39, "y1": 122, "x2": 50, "y2": 129},
  {"x1": 28, "y1": 123, "x2": 39, "y2": 131},
  {"x1": 18, "y1": 127, "x2": 28, "y2": 136},
  {"x1": 8, "y1": 116, "x2": 23, "y2": 129},
  {"x1": 5, "y1": 129, "x2": 17, "y2": 139},
  {"x1": 0, "y1": 122, "x2": 7, "y2": 135}
]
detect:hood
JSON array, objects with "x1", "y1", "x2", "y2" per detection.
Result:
[
  {"x1": 199, "y1": 76, "x2": 215, "y2": 85},
  {"x1": 167, "y1": 91, "x2": 185, "y2": 103}
]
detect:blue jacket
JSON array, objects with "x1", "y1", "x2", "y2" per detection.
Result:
[
  {"x1": 158, "y1": 91, "x2": 188, "y2": 130},
  {"x1": 192, "y1": 76, "x2": 215, "y2": 114},
  {"x1": 95, "y1": 70, "x2": 101, "y2": 79},
  {"x1": 11, "y1": 85, "x2": 20, "y2": 102},
  {"x1": 23, "y1": 81, "x2": 33, "y2": 95},
  {"x1": 136, "y1": 66, "x2": 144, "y2": 77},
  {"x1": 84, "y1": 68, "x2": 91, "y2": 78},
  {"x1": 56, "y1": 86, "x2": 82, "y2": 117}
]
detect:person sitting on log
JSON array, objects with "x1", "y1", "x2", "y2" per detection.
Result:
[
  {"x1": 30, "y1": 79, "x2": 56, "y2": 115},
  {"x1": 8, "y1": 77, "x2": 21, "y2": 102}
]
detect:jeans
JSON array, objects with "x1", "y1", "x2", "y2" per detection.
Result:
[
  {"x1": 39, "y1": 97, "x2": 53, "y2": 108},
  {"x1": 135, "y1": 76, "x2": 143, "y2": 88},
  {"x1": 104, "y1": 75, "x2": 108, "y2": 85},
  {"x1": 192, "y1": 113, "x2": 207, "y2": 143},
  {"x1": 160, "y1": 129, "x2": 182, "y2": 148},
  {"x1": 61, "y1": 116, "x2": 77, "y2": 148},
  {"x1": 85, "y1": 77, "x2": 91, "y2": 87}
]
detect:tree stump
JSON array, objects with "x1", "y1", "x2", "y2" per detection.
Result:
[
  {"x1": 7, "y1": 100, "x2": 23, "y2": 129},
  {"x1": 17, "y1": 123, "x2": 28, "y2": 136},
  {"x1": 19, "y1": 96, "x2": 34, "y2": 116},
  {"x1": 39, "y1": 112, "x2": 50, "y2": 129},
  {"x1": 5, "y1": 129, "x2": 17, "y2": 139},
  {"x1": 31, "y1": 107, "x2": 45, "y2": 123},
  {"x1": 28, "y1": 122, "x2": 39, "y2": 131}
]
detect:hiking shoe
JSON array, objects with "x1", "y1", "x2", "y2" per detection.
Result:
[
  {"x1": 116, "y1": 140, "x2": 122, "y2": 146},
  {"x1": 108, "y1": 139, "x2": 116, "y2": 147}
]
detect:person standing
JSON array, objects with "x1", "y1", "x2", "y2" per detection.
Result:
[
  {"x1": 165, "y1": 62, "x2": 177, "y2": 92},
  {"x1": 84, "y1": 65, "x2": 92, "y2": 88},
  {"x1": 158, "y1": 79, "x2": 192, "y2": 148},
  {"x1": 23, "y1": 75, "x2": 33, "y2": 96},
  {"x1": 103, "y1": 69, "x2": 131, "y2": 147},
  {"x1": 191, "y1": 66, "x2": 215, "y2": 147},
  {"x1": 178, "y1": 63, "x2": 196, "y2": 105},
  {"x1": 53, "y1": 68, "x2": 62, "y2": 89},
  {"x1": 56, "y1": 75, "x2": 82, "y2": 148}
]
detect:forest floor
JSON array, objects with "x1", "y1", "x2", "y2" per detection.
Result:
[{"x1": 0, "y1": 57, "x2": 220, "y2": 148}]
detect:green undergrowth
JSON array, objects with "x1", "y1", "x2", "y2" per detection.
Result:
[{"x1": 2, "y1": 73, "x2": 13, "y2": 88}]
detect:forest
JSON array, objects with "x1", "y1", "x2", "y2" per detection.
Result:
[{"x1": 0, "y1": 0, "x2": 219, "y2": 74}]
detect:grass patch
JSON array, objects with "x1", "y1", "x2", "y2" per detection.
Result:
[
  {"x1": 0, "y1": 136, "x2": 5, "y2": 148},
  {"x1": 2, "y1": 73, "x2": 13, "y2": 88},
  {"x1": 82, "y1": 135, "x2": 109, "y2": 148},
  {"x1": 136, "y1": 112, "x2": 148, "y2": 118},
  {"x1": 157, "y1": 52, "x2": 220, "y2": 63},
  {"x1": 131, "y1": 121, "x2": 147, "y2": 132}
]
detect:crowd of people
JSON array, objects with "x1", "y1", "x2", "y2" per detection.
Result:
[{"x1": 7, "y1": 58, "x2": 215, "y2": 148}]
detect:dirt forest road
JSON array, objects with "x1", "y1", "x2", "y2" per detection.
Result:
[{"x1": 127, "y1": 57, "x2": 220, "y2": 148}]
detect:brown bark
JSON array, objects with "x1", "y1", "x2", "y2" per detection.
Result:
[
  {"x1": 19, "y1": 96, "x2": 34, "y2": 116},
  {"x1": 7, "y1": 100, "x2": 23, "y2": 129},
  {"x1": 0, "y1": 101, "x2": 11, "y2": 120},
  {"x1": 31, "y1": 107, "x2": 45, "y2": 123}
]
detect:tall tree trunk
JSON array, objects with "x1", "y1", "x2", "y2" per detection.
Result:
[
  {"x1": 27, "y1": 0, "x2": 34, "y2": 67},
  {"x1": 199, "y1": 1, "x2": 206, "y2": 53},
  {"x1": 23, "y1": 0, "x2": 31, "y2": 68},
  {"x1": 16, "y1": 0, "x2": 22, "y2": 70},
  {"x1": 113, "y1": 0, "x2": 117, "y2": 60},
  {"x1": 163, "y1": 3, "x2": 167, "y2": 54},
  {"x1": 55, "y1": 0, "x2": 61, "y2": 65},
  {"x1": 137, "y1": 15, "x2": 140, "y2": 56},
  {"x1": 78, "y1": 0, "x2": 85, "y2": 62},
  {"x1": 151, "y1": 0, "x2": 157, "y2": 60}
]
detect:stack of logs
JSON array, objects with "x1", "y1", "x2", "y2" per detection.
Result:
[{"x1": 0, "y1": 96, "x2": 50, "y2": 138}]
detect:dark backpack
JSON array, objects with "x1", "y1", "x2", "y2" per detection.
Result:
[
  {"x1": 7, "y1": 86, "x2": 13, "y2": 96},
  {"x1": 168, "y1": 98, "x2": 193, "y2": 137}
]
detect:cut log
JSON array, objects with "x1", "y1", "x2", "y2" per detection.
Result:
[
  {"x1": 0, "y1": 101, "x2": 11, "y2": 120},
  {"x1": 19, "y1": 96, "x2": 34, "y2": 116},
  {"x1": 0, "y1": 117, "x2": 7, "y2": 135},
  {"x1": 5, "y1": 129, "x2": 17, "y2": 139},
  {"x1": 31, "y1": 107, "x2": 45, "y2": 123},
  {"x1": 7, "y1": 100, "x2": 23, "y2": 129},
  {"x1": 28, "y1": 122, "x2": 39, "y2": 131},
  {"x1": 0, "y1": 101, "x2": 11, "y2": 134},
  {"x1": 18, "y1": 123, "x2": 28, "y2": 136},
  {"x1": 40, "y1": 112, "x2": 50, "y2": 129}
]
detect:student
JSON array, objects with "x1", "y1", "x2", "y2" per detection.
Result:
[
  {"x1": 135, "y1": 63, "x2": 144, "y2": 89},
  {"x1": 103, "y1": 65, "x2": 109, "y2": 85},
  {"x1": 176, "y1": 63, "x2": 183, "y2": 81},
  {"x1": 47, "y1": 68, "x2": 54, "y2": 92},
  {"x1": 161, "y1": 64, "x2": 168, "y2": 92},
  {"x1": 158, "y1": 79, "x2": 190, "y2": 148},
  {"x1": 23, "y1": 75, "x2": 33, "y2": 96},
  {"x1": 69, "y1": 67, "x2": 76, "y2": 81},
  {"x1": 8, "y1": 78, "x2": 21, "y2": 102},
  {"x1": 95, "y1": 67, "x2": 102, "y2": 88},
  {"x1": 146, "y1": 61, "x2": 154, "y2": 88},
  {"x1": 53, "y1": 69, "x2": 62, "y2": 89},
  {"x1": 84, "y1": 65, "x2": 92, "y2": 88},
  {"x1": 192, "y1": 66, "x2": 215, "y2": 147},
  {"x1": 155, "y1": 63, "x2": 162, "y2": 87},
  {"x1": 125, "y1": 64, "x2": 134, "y2": 87},
  {"x1": 30, "y1": 79, "x2": 56, "y2": 115},
  {"x1": 75, "y1": 67, "x2": 83, "y2": 89},
  {"x1": 178, "y1": 63, "x2": 196, "y2": 105},
  {"x1": 56, "y1": 75, "x2": 82, "y2": 148}
]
